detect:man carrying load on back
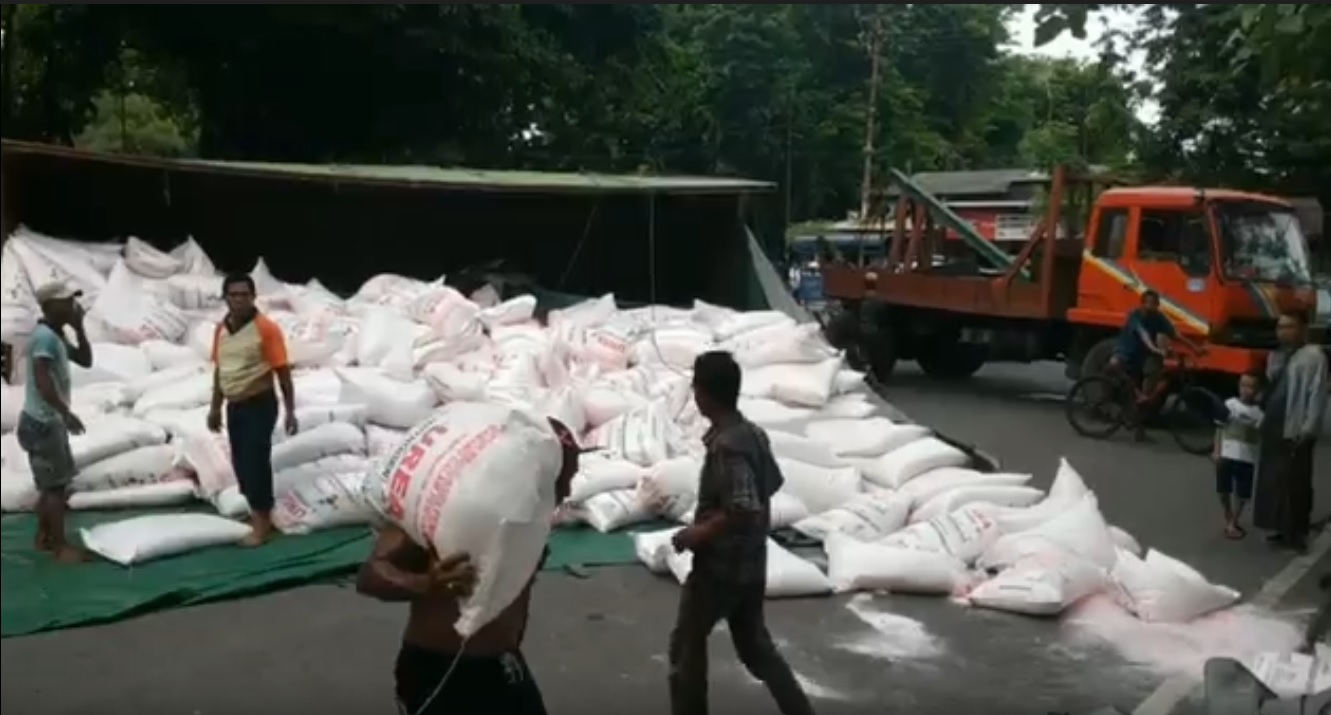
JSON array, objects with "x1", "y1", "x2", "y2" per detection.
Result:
[
  {"x1": 668, "y1": 351, "x2": 816, "y2": 715},
  {"x1": 356, "y1": 418, "x2": 581, "y2": 715},
  {"x1": 206, "y1": 273, "x2": 298, "y2": 547},
  {"x1": 20, "y1": 280, "x2": 93, "y2": 564}
]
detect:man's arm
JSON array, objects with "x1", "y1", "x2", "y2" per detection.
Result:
[
  {"x1": 356, "y1": 526, "x2": 432, "y2": 602},
  {"x1": 1160, "y1": 316, "x2": 1205, "y2": 354},
  {"x1": 1126, "y1": 313, "x2": 1160, "y2": 354},
  {"x1": 210, "y1": 367, "x2": 223, "y2": 415},
  {"x1": 207, "y1": 324, "x2": 223, "y2": 415},
  {"x1": 276, "y1": 366, "x2": 296, "y2": 415},
  {"x1": 258, "y1": 319, "x2": 296, "y2": 414},
  {"x1": 1294, "y1": 350, "x2": 1327, "y2": 441},
  {"x1": 689, "y1": 449, "x2": 765, "y2": 547},
  {"x1": 65, "y1": 320, "x2": 92, "y2": 368}
]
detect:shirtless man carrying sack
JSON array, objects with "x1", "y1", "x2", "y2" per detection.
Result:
[{"x1": 357, "y1": 418, "x2": 581, "y2": 715}]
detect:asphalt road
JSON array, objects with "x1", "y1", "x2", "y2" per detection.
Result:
[{"x1": 3, "y1": 362, "x2": 1328, "y2": 715}]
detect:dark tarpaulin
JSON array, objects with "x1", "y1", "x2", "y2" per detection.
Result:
[{"x1": 1, "y1": 141, "x2": 777, "y2": 311}]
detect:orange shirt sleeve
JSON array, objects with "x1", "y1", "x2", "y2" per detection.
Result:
[
  {"x1": 255, "y1": 316, "x2": 290, "y2": 369},
  {"x1": 209, "y1": 323, "x2": 223, "y2": 364}
]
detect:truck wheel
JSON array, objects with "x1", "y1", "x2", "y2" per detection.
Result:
[
  {"x1": 1080, "y1": 338, "x2": 1117, "y2": 380},
  {"x1": 862, "y1": 326, "x2": 899, "y2": 380},
  {"x1": 822, "y1": 308, "x2": 860, "y2": 353},
  {"x1": 917, "y1": 340, "x2": 986, "y2": 380},
  {"x1": 853, "y1": 302, "x2": 898, "y2": 380},
  {"x1": 1194, "y1": 373, "x2": 1238, "y2": 399}
]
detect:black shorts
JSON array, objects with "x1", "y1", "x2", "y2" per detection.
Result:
[
  {"x1": 16, "y1": 413, "x2": 76, "y2": 493},
  {"x1": 1215, "y1": 458, "x2": 1255, "y2": 499},
  {"x1": 395, "y1": 643, "x2": 547, "y2": 715}
]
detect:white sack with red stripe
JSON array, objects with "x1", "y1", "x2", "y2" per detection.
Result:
[{"x1": 362, "y1": 401, "x2": 563, "y2": 637}]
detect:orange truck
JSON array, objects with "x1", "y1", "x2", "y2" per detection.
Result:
[{"x1": 820, "y1": 166, "x2": 1328, "y2": 395}]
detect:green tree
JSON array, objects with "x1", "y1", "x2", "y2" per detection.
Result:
[
  {"x1": 1013, "y1": 56, "x2": 1140, "y2": 172},
  {"x1": 1035, "y1": 4, "x2": 1331, "y2": 204},
  {"x1": 0, "y1": 3, "x2": 1147, "y2": 229},
  {"x1": 73, "y1": 91, "x2": 195, "y2": 156}
]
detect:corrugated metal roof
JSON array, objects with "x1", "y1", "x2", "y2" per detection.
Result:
[
  {"x1": 882, "y1": 169, "x2": 1048, "y2": 198},
  {"x1": 185, "y1": 158, "x2": 774, "y2": 193},
  {"x1": 1, "y1": 140, "x2": 774, "y2": 195}
]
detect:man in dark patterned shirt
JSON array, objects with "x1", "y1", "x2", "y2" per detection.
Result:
[{"x1": 668, "y1": 351, "x2": 816, "y2": 715}]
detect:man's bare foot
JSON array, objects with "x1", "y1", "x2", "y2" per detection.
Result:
[
  {"x1": 34, "y1": 533, "x2": 53, "y2": 553},
  {"x1": 1224, "y1": 523, "x2": 1246, "y2": 540},
  {"x1": 240, "y1": 527, "x2": 274, "y2": 548},
  {"x1": 53, "y1": 546, "x2": 88, "y2": 564}
]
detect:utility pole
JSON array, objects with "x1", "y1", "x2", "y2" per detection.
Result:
[
  {"x1": 857, "y1": 6, "x2": 886, "y2": 222},
  {"x1": 784, "y1": 83, "x2": 793, "y2": 233}
]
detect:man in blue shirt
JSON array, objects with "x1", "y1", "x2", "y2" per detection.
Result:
[
  {"x1": 20, "y1": 280, "x2": 94, "y2": 563},
  {"x1": 1110, "y1": 291, "x2": 1178, "y2": 439},
  {"x1": 1112, "y1": 291, "x2": 1175, "y2": 373}
]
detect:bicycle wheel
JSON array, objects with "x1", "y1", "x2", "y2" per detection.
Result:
[
  {"x1": 1168, "y1": 386, "x2": 1224, "y2": 456},
  {"x1": 1065, "y1": 375, "x2": 1128, "y2": 439}
]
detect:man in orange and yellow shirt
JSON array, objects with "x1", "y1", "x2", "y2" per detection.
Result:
[{"x1": 207, "y1": 273, "x2": 298, "y2": 546}]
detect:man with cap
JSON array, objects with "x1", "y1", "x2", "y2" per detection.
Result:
[{"x1": 19, "y1": 280, "x2": 93, "y2": 563}]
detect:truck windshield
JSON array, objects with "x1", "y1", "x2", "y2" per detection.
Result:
[{"x1": 1214, "y1": 201, "x2": 1313, "y2": 283}]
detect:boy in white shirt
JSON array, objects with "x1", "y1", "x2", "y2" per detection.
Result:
[{"x1": 1214, "y1": 371, "x2": 1264, "y2": 539}]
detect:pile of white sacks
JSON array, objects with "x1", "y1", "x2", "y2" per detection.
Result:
[{"x1": 0, "y1": 229, "x2": 1240, "y2": 624}]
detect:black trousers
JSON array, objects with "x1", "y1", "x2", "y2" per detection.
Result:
[
  {"x1": 668, "y1": 573, "x2": 816, "y2": 715},
  {"x1": 395, "y1": 643, "x2": 547, "y2": 715},
  {"x1": 1255, "y1": 439, "x2": 1316, "y2": 540},
  {"x1": 226, "y1": 390, "x2": 279, "y2": 512}
]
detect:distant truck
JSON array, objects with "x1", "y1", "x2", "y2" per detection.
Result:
[{"x1": 821, "y1": 167, "x2": 1329, "y2": 395}]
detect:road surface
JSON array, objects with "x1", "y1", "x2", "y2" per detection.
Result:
[{"x1": 3, "y1": 363, "x2": 1328, "y2": 715}]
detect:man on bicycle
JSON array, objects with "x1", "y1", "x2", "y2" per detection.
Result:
[{"x1": 1109, "y1": 290, "x2": 1200, "y2": 439}]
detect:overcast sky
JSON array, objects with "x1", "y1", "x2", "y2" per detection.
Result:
[{"x1": 1008, "y1": 5, "x2": 1158, "y2": 124}]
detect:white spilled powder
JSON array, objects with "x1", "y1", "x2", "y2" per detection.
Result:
[
  {"x1": 1061, "y1": 595, "x2": 1306, "y2": 682},
  {"x1": 836, "y1": 594, "x2": 945, "y2": 662},
  {"x1": 791, "y1": 673, "x2": 853, "y2": 701},
  {"x1": 737, "y1": 665, "x2": 854, "y2": 701}
]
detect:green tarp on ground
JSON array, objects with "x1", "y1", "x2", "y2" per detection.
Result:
[{"x1": 1, "y1": 510, "x2": 664, "y2": 639}]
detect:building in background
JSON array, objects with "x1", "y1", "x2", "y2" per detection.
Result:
[{"x1": 879, "y1": 169, "x2": 1050, "y2": 245}]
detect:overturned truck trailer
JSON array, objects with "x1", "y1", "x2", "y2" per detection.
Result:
[{"x1": 0, "y1": 140, "x2": 994, "y2": 468}]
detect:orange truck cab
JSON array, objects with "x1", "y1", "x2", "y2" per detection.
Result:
[
  {"x1": 1070, "y1": 186, "x2": 1325, "y2": 385},
  {"x1": 817, "y1": 169, "x2": 1329, "y2": 396}
]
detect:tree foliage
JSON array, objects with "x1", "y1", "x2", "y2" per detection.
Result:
[
  {"x1": 1036, "y1": 4, "x2": 1331, "y2": 204},
  {"x1": 3, "y1": 4, "x2": 1327, "y2": 222}
]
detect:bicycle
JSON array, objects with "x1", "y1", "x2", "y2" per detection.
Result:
[{"x1": 1064, "y1": 351, "x2": 1224, "y2": 456}]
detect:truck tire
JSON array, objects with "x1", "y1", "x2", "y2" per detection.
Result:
[
  {"x1": 1080, "y1": 338, "x2": 1117, "y2": 380},
  {"x1": 821, "y1": 304, "x2": 877, "y2": 372},
  {"x1": 862, "y1": 325, "x2": 899, "y2": 380},
  {"x1": 822, "y1": 307, "x2": 860, "y2": 353},
  {"x1": 858, "y1": 303, "x2": 899, "y2": 380},
  {"x1": 917, "y1": 339, "x2": 986, "y2": 380}
]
